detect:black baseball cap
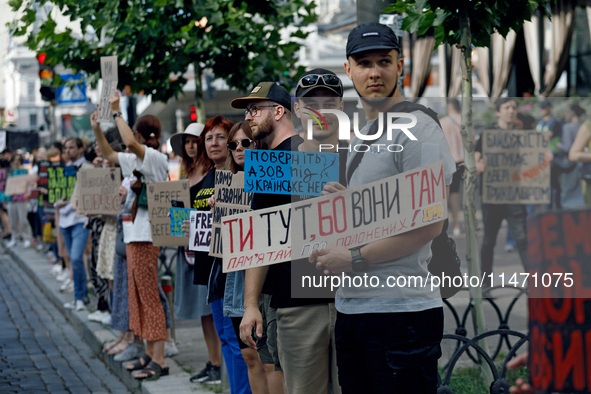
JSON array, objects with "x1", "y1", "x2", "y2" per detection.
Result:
[
  {"x1": 296, "y1": 68, "x2": 343, "y2": 98},
  {"x1": 346, "y1": 22, "x2": 400, "y2": 59},
  {"x1": 231, "y1": 82, "x2": 293, "y2": 112}
]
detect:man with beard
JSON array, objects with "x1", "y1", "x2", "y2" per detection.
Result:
[
  {"x1": 310, "y1": 23, "x2": 456, "y2": 393},
  {"x1": 231, "y1": 82, "x2": 294, "y2": 387}
]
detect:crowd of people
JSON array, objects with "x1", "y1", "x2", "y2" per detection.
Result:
[{"x1": 3, "y1": 22, "x2": 591, "y2": 393}]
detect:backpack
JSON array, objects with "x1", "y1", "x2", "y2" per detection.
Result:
[{"x1": 346, "y1": 101, "x2": 463, "y2": 299}]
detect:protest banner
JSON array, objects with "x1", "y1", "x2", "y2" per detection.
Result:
[
  {"x1": 210, "y1": 170, "x2": 253, "y2": 258},
  {"x1": 170, "y1": 207, "x2": 194, "y2": 236},
  {"x1": 5, "y1": 174, "x2": 37, "y2": 197},
  {"x1": 75, "y1": 168, "x2": 121, "y2": 215},
  {"x1": 244, "y1": 150, "x2": 339, "y2": 196},
  {"x1": 97, "y1": 56, "x2": 118, "y2": 123},
  {"x1": 4, "y1": 169, "x2": 31, "y2": 202},
  {"x1": 189, "y1": 210, "x2": 213, "y2": 252},
  {"x1": 36, "y1": 161, "x2": 50, "y2": 206},
  {"x1": 527, "y1": 208, "x2": 591, "y2": 393},
  {"x1": 482, "y1": 129, "x2": 551, "y2": 204},
  {"x1": 222, "y1": 160, "x2": 447, "y2": 272},
  {"x1": 47, "y1": 164, "x2": 77, "y2": 204},
  {"x1": 146, "y1": 180, "x2": 190, "y2": 246}
]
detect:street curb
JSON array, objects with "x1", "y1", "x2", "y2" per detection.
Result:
[{"x1": 5, "y1": 243, "x2": 212, "y2": 394}]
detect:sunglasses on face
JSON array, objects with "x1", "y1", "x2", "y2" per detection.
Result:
[
  {"x1": 297, "y1": 74, "x2": 342, "y2": 90},
  {"x1": 227, "y1": 139, "x2": 255, "y2": 151}
]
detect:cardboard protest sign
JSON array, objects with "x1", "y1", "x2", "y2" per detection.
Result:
[
  {"x1": 222, "y1": 160, "x2": 447, "y2": 272},
  {"x1": 75, "y1": 168, "x2": 121, "y2": 215},
  {"x1": 189, "y1": 210, "x2": 213, "y2": 252},
  {"x1": 170, "y1": 207, "x2": 194, "y2": 236},
  {"x1": 47, "y1": 164, "x2": 77, "y2": 204},
  {"x1": 244, "y1": 150, "x2": 339, "y2": 196},
  {"x1": 527, "y1": 209, "x2": 591, "y2": 393},
  {"x1": 482, "y1": 129, "x2": 550, "y2": 204},
  {"x1": 146, "y1": 180, "x2": 190, "y2": 246},
  {"x1": 4, "y1": 174, "x2": 36, "y2": 196},
  {"x1": 5, "y1": 169, "x2": 32, "y2": 202},
  {"x1": 97, "y1": 56, "x2": 118, "y2": 123},
  {"x1": 210, "y1": 170, "x2": 253, "y2": 258}
]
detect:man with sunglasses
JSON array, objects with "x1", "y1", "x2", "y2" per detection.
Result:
[
  {"x1": 309, "y1": 23, "x2": 456, "y2": 393},
  {"x1": 231, "y1": 81, "x2": 295, "y2": 380},
  {"x1": 252, "y1": 69, "x2": 345, "y2": 394}
]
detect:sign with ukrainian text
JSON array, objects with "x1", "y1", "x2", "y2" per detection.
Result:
[
  {"x1": 244, "y1": 150, "x2": 339, "y2": 196},
  {"x1": 97, "y1": 56, "x2": 118, "y2": 123},
  {"x1": 210, "y1": 171, "x2": 252, "y2": 258},
  {"x1": 482, "y1": 129, "x2": 551, "y2": 204},
  {"x1": 222, "y1": 160, "x2": 447, "y2": 272},
  {"x1": 146, "y1": 180, "x2": 190, "y2": 247}
]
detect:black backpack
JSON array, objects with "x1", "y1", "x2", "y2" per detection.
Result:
[{"x1": 346, "y1": 101, "x2": 463, "y2": 299}]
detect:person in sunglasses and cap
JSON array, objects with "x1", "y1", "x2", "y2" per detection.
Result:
[{"x1": 309, "y1": 23, "x2": 456, "y2": 393}]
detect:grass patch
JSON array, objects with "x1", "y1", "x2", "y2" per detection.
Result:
[{"x1": 439, "y1": 364, "x2": 528, "y2": 394}]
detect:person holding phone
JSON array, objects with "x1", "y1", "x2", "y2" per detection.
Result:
[{"x1": 169, "y1": 122, "x2": 223, "y2": 384}]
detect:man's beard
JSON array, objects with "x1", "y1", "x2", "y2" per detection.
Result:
[
  {"x1": 353, "y1": 79, "x2": 398, "y2": 108},
  {"x1": 252, "y1": 113, "x2": 274, "y2": 141}
]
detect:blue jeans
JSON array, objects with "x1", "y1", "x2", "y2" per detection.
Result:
[
  {"x1": 61, "y1": 223, "x2": 89, "y2": 301},
  {"x1": 211, "y1": 299, "x2": 251, "y2": 394}
]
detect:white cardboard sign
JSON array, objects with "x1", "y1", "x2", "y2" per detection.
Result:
[
  {"x1": 189, "y1": 210, "x2": 213, "y2": 252},
  {"x1": 97, "y1": 56, "x2": 118, "y2": 123}
]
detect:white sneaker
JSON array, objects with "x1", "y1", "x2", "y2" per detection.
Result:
[
  {"x1": 60, "y1": 279, "x2": 74, "y2": 293},
  {"x1": 75, "y1": 300, "x2": 86, "y2": 311},
  {"x1": 22, "y1": 239, "x2": 31, "y2": 248},
  {"x1": 101, "y1": 314, "x2": 111, "y2": 325},
  {"x1": 50, "y1": 265, "x2": 63, "y2": 276},
  {"x1": 452, "y1": 228, "x2": 461, "y2": 236},
  {"x1": 36, "y1": 243, "x2": 44, "y2": 251},
  {"x1": 88, "y1": 310, "x2": 108, "y2": 322},
  {"x1": 5, "y1": 239, "x2": 17, "y2": 248},
  {"x1": 164, "y1": 340, "x2": 179, "y2": 357},
  {"x1": 56, "y1": 269, "x2": 70, "y2": 282}
]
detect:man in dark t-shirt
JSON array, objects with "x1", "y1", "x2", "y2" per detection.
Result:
[{"x1": 231, "y1": 81, "x2": 294, "y2": 378}]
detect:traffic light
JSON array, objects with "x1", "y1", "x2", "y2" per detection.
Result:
[
  {"x1": 189, "y1": 105, "x2": 197, "y2": 122},
  {"x1": 37, "y1": 53, "x2": 55, "y2": 101}
]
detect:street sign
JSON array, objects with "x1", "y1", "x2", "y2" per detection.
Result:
[{"x1": 56, "y1": 74, "x2": 87, "y2": 104}]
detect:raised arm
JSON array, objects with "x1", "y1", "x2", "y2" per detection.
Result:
[
  {"x1": 109, "y1": 89, "x2": 146, "y2": 160},
  {"x1": 91, "y1": 111, "x2": 119, "y2": 165}
]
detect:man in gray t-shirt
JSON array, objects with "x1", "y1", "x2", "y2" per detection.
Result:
[{"x1": 309, "y1": 23, "x2": 455, "y2": 393}]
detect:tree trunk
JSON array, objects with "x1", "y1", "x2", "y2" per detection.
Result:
[
  {"x1": 194, "y1": 63, "x2": 206, "y2": 123},
  {"x1": 458, "y1": 11, "x2": 493, "y2": 383}
]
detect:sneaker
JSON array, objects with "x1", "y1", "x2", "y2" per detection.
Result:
[
  {"x1": 59, "y1": 279, "x2": 74, "y2": 293},
  {"x1": 63, "y1": 300, "x2": 85, "y2": 310},
  {"x1": 113, "y1": 343, "x2": 139, "y2": 362},
  {"x1": 36, "y1": 243, "x2": 44, "y2": 251},
  {"x1": 88, "y1": 310, "x2": 108, "y2": 322},
  {"x1": 504, "y1": 244, "x2": 515, "y2": 252},
  {"x1": 452, "y1": 227, "x2": 461, "y2": 236},
  {"x1": 56, "y1": 269, "x2": 71, "y2": 282},
  {"x1": 164, "y1": 340, "x2": 179, "y2": 357},
  {"x1": 190, "y1": 361, "x2": 213, "y2": 383},
  {"x1": 203, "y1": 365, "x2": 222, "y2": 385},
  {"x1": 101, "y1": 314, "x2": 111, "y2": 325},
  {"x1": 22, "y1": 239, "x2": 31, "y2": 248},
  {"x1": 50, "y1": 264, "x2": 63, "y2": 276},
  {"x1": 5, "y1": 239, "x2": 17, "y2": 248}
]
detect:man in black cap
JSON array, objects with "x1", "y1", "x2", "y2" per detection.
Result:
[
  {"x1": 310, "y1": 22, "x2": 456, "y2": 393},
  {"x1": 233, "y1": 81, "x2": 293, "y2": 388}
]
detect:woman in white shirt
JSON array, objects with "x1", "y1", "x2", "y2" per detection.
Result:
[{"x1": 91, "y1": 91, "x2": 169, "y2": 380}]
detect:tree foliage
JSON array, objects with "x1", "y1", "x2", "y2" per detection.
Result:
[
  {"x1": 9, "y1": 0, "x2": 317, "y2": 102},
  {"x1": 384, "y1": 0, "x2": 548, "y2": 48}
]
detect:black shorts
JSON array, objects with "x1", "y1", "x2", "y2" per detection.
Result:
[
  {"x1": 450, "y1": 162, "x2": 465, "y2": 194},
  {"x1": 231, "y1": 316, "x2": 249, "y2": 350}
]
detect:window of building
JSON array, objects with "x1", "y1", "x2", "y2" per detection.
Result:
[
  {"x1": 27, "y1": 81, "x2": 35, "y2": 102},
  {"x1": 30, "y1": 113, "x2": 38, "y2": 128}
]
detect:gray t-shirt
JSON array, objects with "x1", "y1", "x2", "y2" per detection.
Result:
[{"x1": 336, "y1": 109, "x2": 456, "y2": 314}]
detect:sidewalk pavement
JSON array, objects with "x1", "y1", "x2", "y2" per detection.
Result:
[{"x1": 4, "y1": 242, "x2": 225, "y2": 394}]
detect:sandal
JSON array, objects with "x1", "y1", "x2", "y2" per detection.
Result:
[
  {"x1": 134, "y1": 361, "x2": 169, "y2": 381},
  {"x1": 103, "y1": 336, "x2": 124, "y2": 353},
  {"x1": 126, "y1": 354, "x2": 151, "y2": 371}
]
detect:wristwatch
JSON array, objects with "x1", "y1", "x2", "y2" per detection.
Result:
[
  {"x1": 112, "y1": 111, "x2": 123, "y2": 120},
  {"x1": 351, "y1": 247, "x2": 369, "y2": 273}
]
